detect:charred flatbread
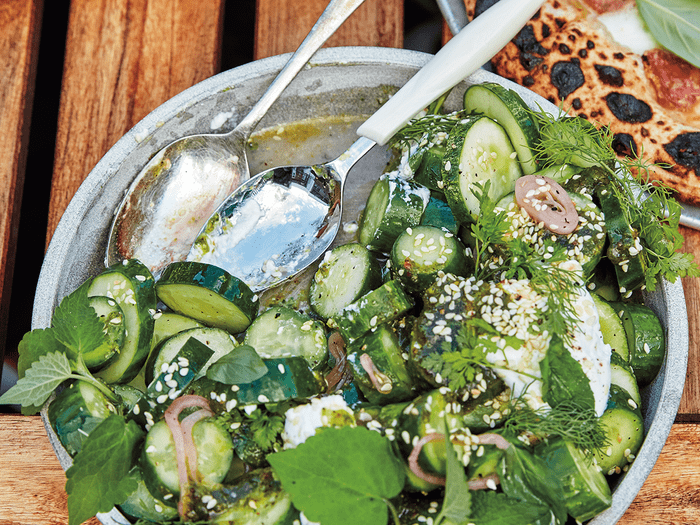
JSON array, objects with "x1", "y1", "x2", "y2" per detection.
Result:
[{"x1": 465, "y1": 0, "x2": 700, "y2": 206}]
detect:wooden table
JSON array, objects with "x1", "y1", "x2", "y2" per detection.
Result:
[{"x1": 1, "y1": 0, "x2": 699, "y2": 524}]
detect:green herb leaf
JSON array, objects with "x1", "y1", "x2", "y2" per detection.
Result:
[
  {"x1": 0, "y1": 352, "x2": 74, "y2": 411},
  {"x1": 637, "y1": 0, "x2": 700, "y2": 68},
  {"x1": 65, "y1": 414, "x2": 144, "y2": 525},
  {"x1": 540, "y1": 334, "x2": 595, "y2": 410},
  {"x1": 51, "y1": 281, "x2": 107, "y2": 358},
  {"x1": 499, "y1": 444, "x2": 567, "y2": 524},
  {"x1": 470, "y1": 490, "x2": 556, "y2": 525},
  {"x1": 267, "y1": 426, "x2": 405, "y2": 525},
  {"x1": 434, "y1": 424, "x2": 471, "y2": 524},
  {"x1": 16, "y1": 328, "x2": 66, "y2": 378},
  {"x1": 206, "y1": 344, "x2": 268, "y2": 384}
]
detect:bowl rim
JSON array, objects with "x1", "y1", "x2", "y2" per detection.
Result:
[{"x1": 34, "y1": 46, "x2": 689, "y2": 525}]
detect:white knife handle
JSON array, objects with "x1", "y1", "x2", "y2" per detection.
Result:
[{"x1": 356, "y1": 0, "x2": 545, "y2": 145}]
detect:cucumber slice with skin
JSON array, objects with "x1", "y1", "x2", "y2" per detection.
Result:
[
  {"x1": 119, "y1": 467, "x2": 179, "y2": 523},
  {"x1": 129, "y1": 336, "x2": 215, "y2": 428},
  {"x1": 610, "y1": 302, "x2": 665, "y2": 386},
  {"x1": 463, "y1": 82, "x2": 540, "y2": 174},
  {"x1": 538, "y1": 437, "x2": 612, "y2": 521},
  {"x1": 609, "y1": 350, "x2": 641, "y2": 406},
  {"x1": 80, "y1": 295, "x2": 124, "y2": 370},
  {"x1": 145, "y1": 326, "x2": 238, "y2": 386},
  {"x1": 420, "y1": 194, "x2": 459, "y2": 234},
  {"x1": 591, "y1": 293, "x2": 630, "y2": 361},
  {"x1": 330, "y1": 280, "x2": 415, "y2": 342},
  {"x1": 245, "y1": 306, "x2": 328, "y2": 370},
  {"x1": 48, "y1": 381, "x2": 116, "y2": 457},
  {"x1": 358, "y1": 173, "x2": 431, "y2": 253},
  {"x1": 88, "y1": 259, "x2": 157, "y2": 384},
  {"x1": 441, "y1": 115, "x2": 523, "y2": 223},
  {"x1": 141, "y1": 416, "x2": 234, "y2": 504},
  {"x1": 594, "y1": 384, "x2": 644, "y2": 475},
  {"x1": 596, "y1": 184, "x2": 646, "y2": 295},
  {"x1": 186, "y1": 357, "x2": 323, "y2": 409},
  {"x1": 129, "y1": 312, "x2": 205, "y2": 391},
  {"x1": 156, "y1": 261, "x2": 259, "y2": 335},
  {"x1": 346, "y1": 324, "x2": 415, "y2": 405},
  {"x1": 390, "y1": 225, "x2": 471, "y2": 292},
  {"x1": 309, "y1": 243, "x2": 382, "y2": 320}
]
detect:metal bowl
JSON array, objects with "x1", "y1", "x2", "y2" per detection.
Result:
[{"x1": 34, "y1": 47, "x2": 688, "y2": 525}]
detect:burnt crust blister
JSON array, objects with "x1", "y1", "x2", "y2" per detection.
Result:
[{"x1": 465, "y1": 0, "x2": 700, "y2": 206}]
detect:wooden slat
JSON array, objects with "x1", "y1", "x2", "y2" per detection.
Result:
[
  {"x1": 253, "y1": 0, "x2": 403, "y2": 60},
  {"x1": 0, "y1": 0, "x2": 42, "y2": 353},
  {"x1": 1, "y1": 416, "x2": 698, "y2": 524},
  {"x1": 45, "y1": 0, "x2": 226, "y2": 247},
  {"x1": 679, "y1": 226, "x2": 700, "y2": 419}
]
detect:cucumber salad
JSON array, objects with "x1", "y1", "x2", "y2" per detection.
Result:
[{"x1": 3, "y1": 82, "x2": 699, "y2": 525}]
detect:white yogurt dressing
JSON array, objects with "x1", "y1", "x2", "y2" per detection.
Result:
[{"x1": 485, "y1": 261, "x2": 612, "y2": 416}]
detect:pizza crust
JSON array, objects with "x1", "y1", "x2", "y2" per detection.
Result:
[{"x1": 465, "y1": 0, "x2": 700, "y2": 206}]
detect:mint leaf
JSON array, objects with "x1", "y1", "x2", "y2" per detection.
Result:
[
  {"x1": 17, "y1": 328, "x2": 66, "y2": 378},
  {"x1": 435, "y1": 429, "x2": 471, "y2": 524},
  {"x1": 267, "y1": 426, "x2": 405, "y2": 525},
  {"x1": 470, "y1": 490, "x2": 555, "y2": 525},
  {"x1": 0, "y1": 352, "x2": 74, "y2": 411},
  {"x1": 65, "y1": 414, "x2": 143, "y2": 525},
  {"x1": 52, "y1": 281, "x2": 107, "y2": 357},
  {"x1": 206, "y1": 344, "x2": 268, "y2": 384},
  {"x1": 540, "y1": 333, "x2": 595, "y2": 410}
]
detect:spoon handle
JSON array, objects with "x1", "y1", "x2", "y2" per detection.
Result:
[
  {"x1": 356, "y1": 0, "x2": 545, "y2": 145},
  {"x1": 233, "y1": 0, "x2": 366, "y2": 137},
  {"x1": 328, "y1": 136, "x2": 377, "y2": 183}
]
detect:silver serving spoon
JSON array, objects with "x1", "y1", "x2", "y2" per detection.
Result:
[
  {"x1": 106, "y1": 0, "x2": 366, "y2": 276},
  {"x1": 187, "y1": 0, "x2": 546, "y2": 291}
]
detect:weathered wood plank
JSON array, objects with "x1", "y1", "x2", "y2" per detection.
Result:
[
  {"x1": 0, "y1": 0, "x2": 42, "y2": 352},
  {"x1": 46, "y1": 0, "x2": 226, "y2": 246},
  {"x1": 253, "y1": 0, "x2": 403, "y2": 60}
]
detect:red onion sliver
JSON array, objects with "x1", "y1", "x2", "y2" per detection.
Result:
[
  {"x1": 475, "y1": 433, "x2": 511, "y2": 450},
  {"x1": 408, "y1": 433, "x2": 447, "y2": 486},
  {"x1": 180, "y1": 408, "x2": 214, "y2": 483},
  {"x1": 468, "y1": 472, "x2": 500, "y2": 491}
]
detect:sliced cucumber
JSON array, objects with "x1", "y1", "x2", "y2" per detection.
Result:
[
  {"x1": 596, "y1": 184, "x2": 646, "y2": 294},
  {"x1": 358, "y1": 173, "x2": 431, "y2": 253},
  {"x1": 129, "y1": 312, "x2": 206, "y2": 391},
  {"x1": 88, "y1": 259, "x2": 157, "y2": 384},
  {"x1": 118, "y1": 467, "x2": 179, "y2": 522},
  {"x1": 156, "y1": 261, "x2": 259, "y2": 335},
  {"x1": 80, "y1": 295, "x2": 124, "y2": 370},
  {"x1": 463, "y1": 82, "x2": 540, "y2": 174},
  {"x1": 610, "y1": 350, "x2": 641, "y2": 406},
  {"x1": 594, "y1": 384, "x2": 644, "y2": 475},
  {"x1": 187, "y1": 357, "x2": 323, "y2": 408},
  {"x1": 129, "y1": 336, "x2": 216, "y2": 428},
  {"x1": 390, "y1": 225, "x2": 470, "y2": 292},
  {"x1": 330, "y1": 280, "x2": 415, "y2": 342},
  {"x1": 141, "y1": 416, "x2": 234, "y2": 503},
  {"x1": 309, "y1": 243, "x2": 382, "y2": 320},
  {"x1": 244, "y1": 306, "x2": 327, "y2": 370},
  {"x1": 538, "y1": 437, "x2": 612, "y2": 521},
  {"x1": 441, "y1": 115, "x2": 523, "y2": 223},
  {"x1": 420, "y1": 194, "x2": 459, "y2": 234},
  {"x1": 610, "y1": 302, "x2": 665, "y2": 386},
  {"x1": 145, "y1": 327, "x2": 238, "y2": 386},
  {"x1": 591, "y1": 293, "x2": 630, "y2": 361},
  {"x1": 197, "y1": 468, "x2": 294, "y2": 524},
  {"x1": 47, "y1": 381, "x2": 116, "y2": 457},
  {"x1": 346, "y1": 324, "x2": 415, "y2": 405}
]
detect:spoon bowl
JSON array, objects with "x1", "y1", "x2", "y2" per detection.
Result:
[{"x1": 107, "y1": 0, "x2": 366, "y2": 276}]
